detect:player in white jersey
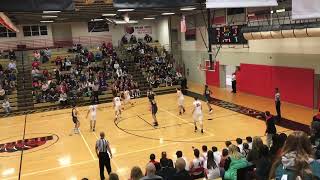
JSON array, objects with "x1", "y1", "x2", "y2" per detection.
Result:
[
  {"x1": 86, "y1": 102, "x2": 98, "y2": 131},
  {"x1": 192, "y1": 97, "x2": 204, "y2": 133},
  {"x1": 113, "y1": 93, "x2": 122, "y2": 121},
  {"x1": 123, "y1": 89, "x2": 134, "y2": 107},
  {"x1": 176, "y1": 88, "x2": 186, "y2": 115}
]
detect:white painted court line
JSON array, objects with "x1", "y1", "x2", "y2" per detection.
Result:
[
  {"x1": 3, "y1": 159, "x2": 96, "y2": 180},
  {"x1": 114, "y1": 135, "x2": 214, "y2": 158},
  {"x1": 159, "y1": 107, "x2": 215, "y2": 136},
  {"x1": 79, "y1": 129, "x2": 96, "y2": 161}
]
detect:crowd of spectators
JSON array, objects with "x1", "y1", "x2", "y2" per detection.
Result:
[
  {"x1": 31, "y1": 43, "x2": 141, "y2": 105},
  {"x1": 81, "y1": 128, "x2": 320, "y2": 180},
  {"x1": 0, "y1": 52, "x2": 17, "y2": 113},
  {"x1": 131, "y1": 42, "x2": 184, "y2": 88}
]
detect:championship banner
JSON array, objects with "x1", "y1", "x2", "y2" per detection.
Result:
[
  {"x1": 292, "y1": 0, "x2": 320, "y2": 20},
  {"x1": 206, "y1": 0, "x2": 278, "y2": 8}
]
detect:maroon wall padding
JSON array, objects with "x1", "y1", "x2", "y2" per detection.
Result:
[
  {"x1": 206, "y1": 61, "x2": 220, "y2": 87},
  {"x1": 238, "y1": 63, "x2": 314, "y2": 108}
]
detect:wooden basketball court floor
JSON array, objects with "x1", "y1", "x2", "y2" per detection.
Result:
[{"x1": 0, "y1": 84, "x2": 315, "y2": 180}]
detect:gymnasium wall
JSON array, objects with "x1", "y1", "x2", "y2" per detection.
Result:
[
  {"x1": 0, "y1": 24, "x2": 54, "y2": 50},
  {"x1": 170, "y1": 12, "x2": 320, "y2": 108},
  {"x1": 237, "y1": 64, "x2": 314, "y2": 108}
]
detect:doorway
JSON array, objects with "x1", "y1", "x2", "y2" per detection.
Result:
[{"x1": 226, "y1": 65, "x2": 237, "y2": 90}]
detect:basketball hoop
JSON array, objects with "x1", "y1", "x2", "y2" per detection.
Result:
[{"x1": 199, "y1": 60, "x2": 216, "y2": 72}]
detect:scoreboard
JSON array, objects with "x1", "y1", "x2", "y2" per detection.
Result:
[{"x1": 212, "y1": 25, "x2": 247, "y2": 44}]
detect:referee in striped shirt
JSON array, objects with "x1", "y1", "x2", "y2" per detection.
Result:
[{"x1": 96, "y1": 132, "x2": 112, "y2": 180}]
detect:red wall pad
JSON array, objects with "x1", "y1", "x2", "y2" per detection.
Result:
[
  {"x1": 238, "y1": 63, "x2": 314, "y2": 108},
  {"x1": 206, "y1": 61, "x2": 220, "y2": 87},
  {"x1": 238, "y1": 64, "x2": 273, "y2": 98}
]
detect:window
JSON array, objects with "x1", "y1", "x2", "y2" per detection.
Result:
[
  {"x1": 0, "y1": 25, "x2": 17, "y2": 38},
  {"x1": 23, "y1": 25, "x2": 48, "y2": 37}
]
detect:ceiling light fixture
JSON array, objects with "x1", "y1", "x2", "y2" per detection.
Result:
[
  {"x1": 276, "y1": 8, "x2": 285, "y2": 13},
  {"x1": 102, "y1": 13, "x2": 117, "y2": 17},
  {"x1": 43, "y1": 11, "x2": 61, "y2": 14},
  {"x1": 42, "y1": 15, "x2": 58, "y2": 18},
  {"x1": 91, "y1": 18, "x2": 104, "y2": 22},
  {"x1": 114, "y1": 20, "x2": 138, "y2": 24},
  {"x1": 40, "y1": 20, "x2": 54, "y2": 23},
  {"x1": 180, "y1": 7, "x2": 196, "y2": 11},
  {"x1": 117, "y1": 9, "x2": 134, "y2": 12},
  {"x1": 144, "y1": 17, "x2": 155, "y2": 20},
  {"x1": 162, "y1": 12, "x2": 175, "y2": 15}
]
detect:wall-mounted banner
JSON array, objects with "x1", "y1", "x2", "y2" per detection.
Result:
[
  {"x1": 134, "y1": 25, "x2": 152, "y2": 35},
  {"x1": 206, "y1": 0, "x2": 278, "y2": 8},
  {"x1": 292, "y1": 0, "x2": 320, "y2": 20}
]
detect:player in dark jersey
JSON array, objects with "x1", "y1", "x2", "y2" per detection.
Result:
[
  {"x1": 71, "y1": 104, "x2": 80, "y2": 135},
  {"x1": 204, "y1": 85, "x2": 213, "y2": 114},
  {"x1": 148, "y1": 91, "x2": 158, "y2": 127}
]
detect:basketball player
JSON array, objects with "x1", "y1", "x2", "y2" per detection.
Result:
[
  {"x1": 148, "y1": 92, "x2": 159, "y2": 126},
  {"x1": 204, "y1": 85, "x2": 213, "y2": 114},
  {"x1": 123, "y1": 88, "x2": 134, "y2": 107},
  {"x1": 71, "y1": 104, "x2": 80, "y2": 135},
  {"x1": 86, "y1": 102, "x2": 98, "y2": 132},
  {"x1": 113, "y1": 93, "x2": 122, "y2": 121},
  {"x1": 177, "y1": 88, "x2": 186, "y2": 115},
  {"x1": 192, "y1": 97, "x2": 203, "y2": 133}
]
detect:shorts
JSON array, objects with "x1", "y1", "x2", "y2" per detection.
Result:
[
  {"x1": 193, "y1": 113, "x2": 203, "y2": 122},
  {"x1": 115, "y1": 105, "x2": 121, "y2": 112},
  {"x1": 152, "y1": 106, "x2": 158, "y2": 115},
  {"x1": 91, "y1": 115, "x2": 96, "y2": 121},
  {"x1": 124, "y1": 97, "x2": 131, "y2": 103},
  {"x1": 178, "y1": 98, "x2": 184, "y2": 106},
  {"x1": 72, "y1": 117, "x2": 79, "y2": 124}
]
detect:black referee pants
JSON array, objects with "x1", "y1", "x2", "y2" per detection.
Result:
[
  {"x1": 275, "y1": 101, "x2": 281, "y2": 121},
  {"x1": 99, "y1": 152, "x2": 111, "y2": 180}
]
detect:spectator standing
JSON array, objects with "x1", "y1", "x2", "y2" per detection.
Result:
[
  {"x1": 247, "y1": 136, "x2": 264, "y2": 166},
  {"x1": 204, "y1": 150, "x2": 220, "y2": 179},
  {"x1": 246, "y1": 136, "x2": 253, "y2": 150},
  {"x1": 149, "y1": 154, "x2": 161, "y2": 171},
  {"x1": 129, "y1": 166, "x2": 143, "y2": 180},
  {"x1": 141, "y1": 163, "x2": 163, "y2": 180},
  {"x1": 175, "y1": 151, "x2": 189, "y2": 171},
  {"x1": 275, "y1": 88, "x2": 281, "y2": 122},
  {"x1": 265, "y1": 111, "x2": 277, "y2": 148},
  {"x1": 311, "y1": 109, "x2": 320, "y2": 137},
  {"x1": 236, "y1": 138, "x2": 243, "y2": 153},
  {"x1": 95, "y1": 132, "x2": 112, "y2": 180},
  {"x1": 224, "y1": 145, "x2": 249, "y2": 180},
  {"x1": 108, "y1": 173, "x2": 119, "y2": 180},
  {"x1": 171, "y1": 158, "x2": 192, "y2": 180},
  {"x1": 212, "y1": 146, "x2": 222, "y2": 165},
  {"x1": 270, "y1": 131, "x2": 320, "y2": 179},
  {"x1": 189, "y1": 148, "x2": 205, "y2": 179}
]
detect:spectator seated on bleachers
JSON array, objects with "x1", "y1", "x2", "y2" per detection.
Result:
[
  {"x1": 0, "y1": 86, "x2": 5, "y2": 100},
  {"x1": 34, "y1": 50, "x2": 41, "y2": 61},
  {"x1": 8, "y1": 49, "x2": 16, "y2": 60},
  {"x1": 144, "y1": 34, "x2": 153, "y2": 43},
  {"x1": 8, "y1": 60, "x2": 17, "y2": 72},
  {"x1": 2, "y1": 98, "x2": 11, "y2": 114},
  {"x1": 130, "y1": 35, "x2": 137, "y2": 44}
]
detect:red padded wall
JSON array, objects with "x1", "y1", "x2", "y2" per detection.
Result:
[
  {"x1": 238, "y1": 63, "x2": 314, "y2": 108},
  {"x1": 206, "y1": 61, "x2": 220, "y2": 87},
  {"x1": 238, "y1": 64, "x2": 273, "y2": 98},
  {"x1": 271, "y1": 66, "x2": 314, "y2": 108}
]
